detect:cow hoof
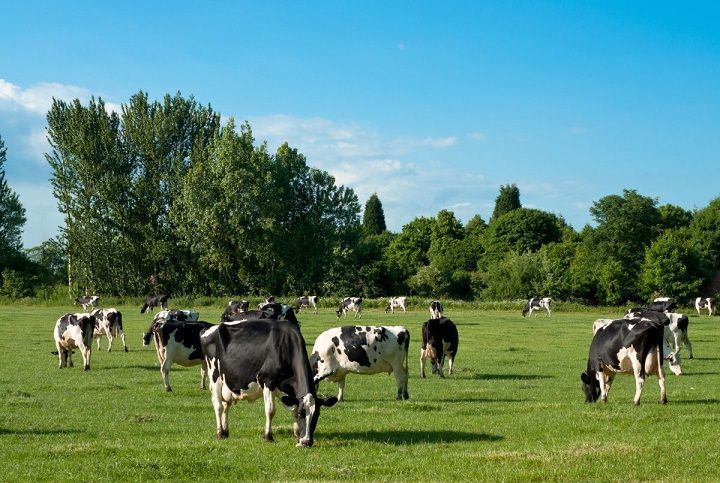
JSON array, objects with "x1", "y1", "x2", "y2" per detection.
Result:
[
  {"x1": 217, "y1": 430, "x2": 229, "y2": 439},
  {"x1": 263, "y1": 433, "x2": 274, "y2": 442},
  {"x1": 297, "y1": 438, "x2": 313, "y2": 447},
  {"x1": 124, "y1": 347, "x2": 129, "y2": 352},
  {"x1": 661, "y1": 397, "x2": 668, "y2": 404},
  {"x1": 403, "y1": 392, "x2": 409, "y2": 400},
  {"x1": 84, "y1": 366, "x2": 90, "y2": 371},
  {"x1": 165, "y1": 387, "x2": 172, "y2": 392}
]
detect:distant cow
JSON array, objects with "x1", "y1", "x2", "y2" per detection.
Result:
[
  {"x1": 75, "y1": 295, "x2": 99, "y2": 311},
  {"x1": 522, "y1": 297, "x2": 552, "y2": 317},
  {"x1": 91, "y1": 308, "x2": 127, "y2": 352},
  {"x1": 257, "y1": 296, "x2": 275, "y2": 309},
  {"x1": 142, "y1": 318, "x2": 214, "y2": 391},
  {"x1": 385, "y1": 296, "x2": 407, "y2": 314},
  {"x1": 140, "y1": 294, "x2": 170, "y2": 314},
  {"x1": 295, "y1": 295, "x2": 319, "y2": 314},
  {"x1": 420, "y1": 317, "x2": 459, "y2": 378},
  {"x1": 54, "y1": 313, "x2": 96, "y2": 370},
  {"x1": 310, "y1": 325, "x2": 410, "y2": 401},
  {"x1": 581, "y1": 315, "x2": 668, "y2": 405},
  {"x1": 647, "y1": 297, "x2": 677, "y2": 313},
  {"x1": 625, "y1": 310, "x2": 694, "y2": 373},
  {"x1": 336, "y1": 297, "x2": 363, "y2": 318},
  {"x1": 694, "y1": 297, "x2": 715, "y2": 316},
  {"x1": 220, "y1": 300, "x2": 249, "y2": 321},
  {"x1": 153, "y1": 309, "x2": 200, "y2": 323},
  {"x1": 235, "y1": 303, "x2": 301, "y2": 329},
  {"x1": 201, "y1": 319, "x2": 338, "y2": 445},
  {"x1": 429, "y1": 300, "x2": 444, "y2": 319}
]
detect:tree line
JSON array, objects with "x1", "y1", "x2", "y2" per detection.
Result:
[{"x1": 1, "y1": 91, "x2": 719, "y2": 304}]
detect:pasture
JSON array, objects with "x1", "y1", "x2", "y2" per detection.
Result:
[{"x1": 1, "y1": 304, "x2": 719, "y2": 481}]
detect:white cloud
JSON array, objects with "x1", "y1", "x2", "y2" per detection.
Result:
[
  {"x1": 570, "y1": 126, "x2": 588, "y2": 135},
  {"x1": 422, "y1": 136, "x2": 457, "y2": 148},
  {"x1": 467, "y1": 131, "x2": 487, "y2": 142}
]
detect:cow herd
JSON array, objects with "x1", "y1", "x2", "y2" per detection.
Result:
[{"x1": 51, "y1": 293, "x2": 715, "y2": 446}]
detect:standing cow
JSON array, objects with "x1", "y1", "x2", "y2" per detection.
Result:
[
  {"x1": 75, "y1": 295, "x2": 99, "y2": 311},
  {"x1": 429, "y1": 300, "x2": 444, "y2": 319},
  {"x1": 54, "y1": 313, "x2": 96, "y2": 370},
  {"x1": 420, "y1": 317, "x2": 459, "y2": 378},
  {"x1": 220, "y1": 300, "x2": 249, "y2": 321},
  {"x1": 91, "y1": 308, "x2": 128, "y2": 352},
  {"x1": 522, "y1": 297, "x2": 552, "y2": 317},
  {"x1": 385, "y1": 296, "x2": 407, "y2": 314},
  {"x1": 336, "y1": 297, "x2": 363, "y2": 318},
  {"x1": 140, "y1": 294, "x2": 170, "y2": 314},
  {"x1": 310, "y1": 325, "x2": 410, "y2": 401},
  {"x1": 694, "y1": 297, "x2": 715, "y2": 316},
  {"x1": 295, "y1": 295, "x2": 319, "y2": 314},
  {"x1": 201, "y1": 319, "x2": 337, "y2": 445}
]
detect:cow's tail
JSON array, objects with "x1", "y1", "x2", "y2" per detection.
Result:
[
  {"x1": 403, "y1": 329, "x2": 410, "y2": 372},
  {"x1": 117, "y1": 311, "x2": 124, "y2": 330}
]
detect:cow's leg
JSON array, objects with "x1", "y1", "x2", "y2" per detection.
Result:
[
  {"x1": 200, "y1": 360, "x2": 208, "y2": 390},
  {"x1": 67, "y1": 348, "x2": 74, "y2": 368},
  {"x1": 262, "y1": 386, "x2": 275, "y2": 442},
  {"x1": 683, "y1": 332, "x2": 694, "y2": 359},
  {"x1": 597, "y1": 371, "x2": 609, "y2": 402},
  {"x1": 448, "y1": 354, "x2": 455, "y2": 375},
  {"x1": 95, "y1": 336, "x2": 102, "y2": 350},
  {"x1": 420, "y1": 348, "x2": 426, "y2": 378},
  {"x1": 118, "y1": 329, "x2": 128, "y2": 352},
  {"x1": 631, "y1": 356, "x2": 645, "y2": 405},
  {"x1": 79, "y1": 344, "x2": 91, "y2": 371},
  {"x1": 56, "y1": 342, "x2": 65, "y2": 368},
  {"x1": 393, "y1": 363, "x2": 409, "y2": 400},
  {"x1": 211, "y1": 381, "x2": 229, "y2": 439},
  {"x1": 656, "y1": 348, "x2": 667, "y2": 404},
  {"x1": 546, "y1": 306, "x2": 551, "y2": 317},
  {"x1": 161, "y1": 346, "x2": 174, "y2": 391},
  {"x1": 337, "y1": 376, "x2": 346, "y2": 402},
  {"x1": 106, "y1": 330, "x2": 114, "y2": 352}
]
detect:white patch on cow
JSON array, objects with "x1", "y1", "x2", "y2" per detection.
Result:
[{"x1": 201, "y1": 325, "x2": 220, "y2": 338}]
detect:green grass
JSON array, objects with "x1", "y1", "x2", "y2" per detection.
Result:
[{"x1": 1, "y1": 304, "x2": 719, "y2": 481}]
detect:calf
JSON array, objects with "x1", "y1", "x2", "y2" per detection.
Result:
[
  {"x1": 201, "y1": 320, "x2": 337, "y2": 445},
  {"x1": 220, "y1": 300, "x2": 249, "y2": 321},
  {"x1": 694, "y1": 297, "x2": 715, "y2": 316},
  {"x1": 429, "y1": 300, "x2": 444, "y2": 319},
  {"x1": 420, "y1": 317, "x2": 459, "y2": 378},
  {"x1": 295, "y1": 295, "x2": 319, "y2": 314},
  {"x1": 581, "y1": 315, "x2": 668, "y2": 405},
  {"x1": 522, "y1": 297, "x2": 552, "y2": 317},
  {"x1": 54, "y1": 313, "x2": 96, "y2": 370},
  {"x1": 91, "y1": 308, "x2": 128, "y2": 352},
  {"x1": 336, "y1": 297, "x2": 363, "y2": 319},
  {"x1": 75, "y1": 295, "x2": 99, "y2": 311},
  {"x1": 142, "y1": 318, "x2": 214, "y2": 391},
  {"x1": 140, "y1": 294, "x2": 170, "y2": 314},
  {"x1": 310, "y1": 325, "x2": 410, "y2": 401},
  {"x1": 385, "y1": 296, "x2": 407, "y2": 314}
]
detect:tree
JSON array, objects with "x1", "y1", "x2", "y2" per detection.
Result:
[
  {"x1": 641, "y1": 228, "x2": 704, "y2": 301},
  {"x1": 0, "y1": 134, "x2": 27, "y2": 268},
  {"x1": 384, "y1": 216, "x2": 434, "y2": 289},
  {"x1": 689, "y1": 197, "x2": 720, "y2": 276},
  {"x1": 659, "y1": 204, "x2": 693, "y2": 231},
  {"x1": 362, "y1": 193, "x2": 387, "y2": 235},
  {"x1": 490, "y1": 184, "x2": 521, "y2": 222},
  {"x1": 479, "y1": 251, "x2": 542, "y2": 300},
  {"x1": 482, "y1": 208, "x2": 565, "y2": 263}
]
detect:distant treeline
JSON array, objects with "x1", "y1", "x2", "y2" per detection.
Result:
[{"x1": 1, "y1": 91, "x2": 719, "y2": 304}]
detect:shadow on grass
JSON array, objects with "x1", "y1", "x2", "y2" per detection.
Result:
[
  {"x1": 322, "y1": 429, "x2": 503, "y2": 445},
  {"x1": 465, "y1": 373, "x2": 553, "y2": 381},
  {"x1": 690, "y1": 357, "x2": 720, "y2": 361},
  {"x1": 0, "y1": 428, "x2": 83, "y2": 436},
  {"x1": 102, "y1": 364, "x2": 158, "y2": 371},
  {"x1": 671, "y1": 399, "x2": 720, "y2": 405},
  {"x1": 677, "y1": 371, "x2": 720, "y2": 377}
]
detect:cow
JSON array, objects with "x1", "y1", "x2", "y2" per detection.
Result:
[
  {"x1": 522, "y1": 297, "x2": 552, "y2": 317},
  {"x1": 295, "y1": 295, "x2": 319, "y2": 314},
  {"x1": 142, "y1": 318, "x2": 214, "y2": 391},
  {"x1": 647, "y1": 297, "x2": 677, "y2": 313},
  {"x1": 625, "y1": 310, "x2": 694, "y2": 366},
  {"x1": 694, "y1": 297, "x2": 715, "y2": 316},
  {"x1": 581, "y1": 315, "x2": 668, "y2": 405},
  {"x1": 201, "y1": 319, "x2": 338, "y2": 445},
  {"x1": 75, "y1": 295, "x2": 99, "y2": 311},
  {"x1": 429, "y1": 300, "x2": 443, "y2": 319},
  {"x1": 310, "y1": 325, "x2": 410, "y2": 402},
  {"x1": 140, "y1": 294, "x2": 170, "y2": 314},
  {"x1": 385, "y1": 296, "x2": 407, "y2": 314},
  {"x1": 90, "y1": 308, "x2": 128, "y2": 352},
  {"x1": 220, "y1": 300, "x2": 249, "y2": 322},
  {"x1": 256, "y1": 303, "x2": 300, "y2": 327},
  {"x1": 420, "y1": 317, "x2": 459, "y2": 378},
  {"x1": 257, "y1": 296, "x2": 275, "y2": 309},
  {"x1": 153, "y1": 309, "x2": 200, "y2": 323},
  {"x1": 336, "y1": 297, "x2": 363, "y2": 319},
  {"x1": 54, "y1": 313, "x2": 96, "y2": 370}
]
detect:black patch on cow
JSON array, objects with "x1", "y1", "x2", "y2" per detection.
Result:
[
  {"x1": 373, "y1": 327, "x2": 389, "y2": 342},
  {"x1": 309, "y1": 351, "x2": 320, "y2": 374},
  {"x1": 365, "y1": 326, "x2": 370, "y2": 331},
  {"x1": 331, "y1": 336, "x2": 340, "y2": 347},
  {"x1": 340, "y1": 326, "x2": 371, "y2": 367},
  {"x1": 373, "y1": 345, "x2": 377, "y2": 351},
  {"x1": 396, "y1": 330, "x2": 406, "y2": 347},
  {"x1": 677, "y1": 315, "x2": 689, "y2": 333},
  {"x1": 173, "y1": 325, "x2": 204, "y2": 360}
]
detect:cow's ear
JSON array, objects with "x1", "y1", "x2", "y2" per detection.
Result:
[
  {"x1": 281, "y1": 395, "x2": 299, "y2": 408},
  {"x1": 319, "y1": 396, "x2": 338, "y2": 408},
  {"x1": 580, "y1": 372, "x2": 589, "y2": 383}
]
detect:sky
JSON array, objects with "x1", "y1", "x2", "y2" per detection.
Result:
[{"x1": 1, "y1": 1, "x2": 719, "y2": 247}]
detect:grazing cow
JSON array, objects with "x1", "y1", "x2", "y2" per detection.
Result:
[
  {"x1": 220, "y1": 300, "x2": 249, "y2": 321},
  {"x1": 140, "y1": 294, "x2": 170, "y2": 314},
  {"x1": 142, "y1": 318, "x2": 214, "y2": 391},
  {"x1": 295, "y1": 295, "x2": 319, "y2": 314},
  {"x1": 626, "y1": 310, "x2": 694, "y2": 370},
  {"x1": 257, "y1": 296, "x2": 275, "y2": 309},
  {"x1": 522, "y1": 297, "x2": 552, "y2": 317},
  {"x1": 581, "y1": 315, "x2": 668, "y2": 405},
  {"x1": 694, "y1": 297, "x2": 715, "y2": 316},
  {"x1": 647, "y1": 297, "x2": 677, "y2": 313},
  {"x1": 91, "y1": 308, "x2": 128, "y2": 352},
  {"x1": 429, "y1": 300, "x2": 444, "y2": 319},
  {"x1": 75, "y1": 295, "x2": 99, "y2": 311},
  {"x1": 385, "y1": 296, "x2": 407, "y2": 314},
  {"x1": 336, "y1": 297, "x2": 363, "y2": 319},
  {"x1": 420, "y1": 317, "x2": 459, "y2": 378},
  {"x1": 153, "y1": 309, "x2": 200, "y2": 323},
  {"x1": 310, "y1": 325, "x2": 410, "y2": 401},
  {"x1": 54, "y1": 313, "x2": 96, "y2": 370},
  {"x1": 201, "y1": 319, "x2": 338, "y2": 445},
  {"x1": 256, "y1": 303, "x2": 300, "y2": 327}
]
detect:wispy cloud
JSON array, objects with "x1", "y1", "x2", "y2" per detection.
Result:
[
  {"x1": 467, "y1": 131, "x2": 487, "y2": 142},
  {"x1": 0, "y1": 79, "x2": 119, "y2": 115},
  {"x1": 570, "y1": 126, "x2": 588, "y2": 135}
]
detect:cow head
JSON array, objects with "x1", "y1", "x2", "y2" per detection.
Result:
[
  {"x1": 140, "y1": 302, "x2": 149, "y2": 314},
  {"x1": 384, "y1": 303, "x2": 392, "y2": 313},
  {"x1": 335, "y1": 305, "x2": 344, "y2": 318},
  {"x1": 281, "y1": 393, "x2": 337, "y2": 447},
  {"x1": 580, "y1": 371, "x2": 600, "y2": 402}
]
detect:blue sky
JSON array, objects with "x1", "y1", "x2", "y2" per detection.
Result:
[{"x1": 2, "y1": 1, "x2": 719, "y2": 247}]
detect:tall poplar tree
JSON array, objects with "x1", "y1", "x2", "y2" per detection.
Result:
[
  {"x1": 490, "y1": 184, "x2": 521, "y2": 222},
  {"x1": 0, "y1": 134, "x2": 27, "y2": 268},
  {"x1": 362, "y1": 193, "x2": 387, "y2": 235}
]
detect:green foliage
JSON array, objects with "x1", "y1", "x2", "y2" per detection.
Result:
[
  {"x1": 482, "y1": 208, "x2": 565, "y2": 264},
  {"x1": 0, "y1": 269, "x2": 33, "y2": 298},
  {"x1": 408, "y1": 265, "x2": 449, "y2": 297},
  {"x1": 0, "y1": 134, "x2": 27, "y2": 265},
  {"x1": 490, "y1": 183, "x2": 521, "y2": 222},
  {"x1": 384, "y1": 216, "x2": 434, "y2": 286},
  {"x1": 689, "y1": 197, "x2": 720, "y2": 275},
  {"x1": 659, "y1": 204, "x2": 693, "y2": 231},
  {"x1": 479, "y1": 251, "x2": 542, "y2": 300},
  {"x1": 641, "y1": 229, "x2": 704, "y2": 301},
  {"x1": 362, "y1": 193, "x2": 387, "y2": 235}
]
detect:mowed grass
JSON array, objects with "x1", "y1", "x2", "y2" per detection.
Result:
[{"x1": 1, "y1": 305, "x2": 719, "y2": 481}]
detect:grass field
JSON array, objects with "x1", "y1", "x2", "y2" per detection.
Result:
[{"x1": 1, "y1": 304, "x2": 719, "y2": 481}]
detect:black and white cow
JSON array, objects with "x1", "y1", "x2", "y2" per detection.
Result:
[
  {"x1": 420, "y1": 317, "x2": 459, "y2": 378},
  {"x1": 153, "y1": 309, "x2": 200, "y2": 323},
  {"x1": 581, "y1": 315, "x2": 668, "y2": 405},
  {"x1": 295, "y1": 295, "x2": 319, "y2": 314},
  {"x1": 624, "y1": 310, "x2": 693, "y2": 374},
  {"x1": 257, "y1": 296, "x2": 275, "y2": 309},
  {"x1": 201, "y1": 319, "x2": 337, "y2": 445},
  {"x1": 522, "y1": 297, "x2": 552, "y2": 317},
  {"x1": 140, "y1": 294, "x2": 170, "y2": 314},
  {"x1": 385, "y1": 296, "x2": 407, "y2": 314},
  {"x1": 336, "y1": 297, "x2": 363, "y2": 319},
  {"x1": 694, "y1": 297, "x2": 715, "y2": 316},
  {"x1": 91, "y1": 308, "x2": 127, "y2": 352},
  {"x1": 142, "y1": 318, "x2": 214, "y2": 391},
  {"x1": 429, "y1": 300, "x2": 444, "y2": 319},
  {"x1": 75, "y1": 295, "x2": 99, "y2": 311},
  {"x1": 54, "y1": 313, "x2": 96, "y2": 370},
  {"x1": 647, "y1": 297, "x2": 677, "y2": 313},
  {"x1": 310, "y1": 325, "x2": 410, "y2": 401},
  {"x1": 220, "y1": 300, "x2": 249, "y2": 321}
]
